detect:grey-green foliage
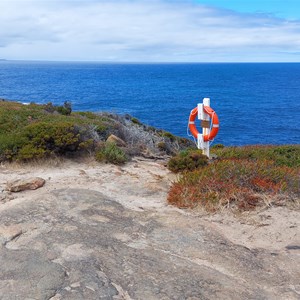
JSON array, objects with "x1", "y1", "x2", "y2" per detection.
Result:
[{"x1": 95, "y1": 142, "x2": 128, "y2": 165}]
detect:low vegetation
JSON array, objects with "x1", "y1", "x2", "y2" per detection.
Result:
[
  {"x1": 168, "y1": 145, "x2": 300, "y2": 212},
  {"x1": 0, "y1": 101, "x2": 103, "y2": 162},
  {"x1": 95, "y1": 142, "x2": 128, "y2": 165},
  {"x1": 2, "y1": 100, "x2": 299, "y2": 212},
  {"x1": 0, "y1": 100, "x2": 192, "y2": 164},
  {"x1": 167, "y1": 148, "x2": 208, "y2": 173},
  {"x1": 212, "y1": 145, "x2": 300, "y2": 168}
]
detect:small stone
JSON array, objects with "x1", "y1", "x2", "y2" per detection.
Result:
[
  {"x1": 106, "y1": 134, "x2": 127, "y2": 147},
  {"x1": 6, "y1": 177, "x2": 45, "y2": 192}
]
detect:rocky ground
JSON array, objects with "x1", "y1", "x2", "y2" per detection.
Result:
[{"x1": 0, "y1": 158, "x2": 299, "y2": 300}]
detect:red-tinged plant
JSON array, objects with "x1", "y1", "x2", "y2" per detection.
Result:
[{"x1": 167, "y1": 159, "x2": 299, "y2": 212}]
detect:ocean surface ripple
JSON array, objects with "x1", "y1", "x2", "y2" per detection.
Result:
[{"x1": 0, "y1": 61, "x2": 299, "y2": 146}]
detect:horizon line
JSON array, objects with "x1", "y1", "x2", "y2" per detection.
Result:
[{"x1": 1, "y1": 59, "x2": 300, "y2": 64}]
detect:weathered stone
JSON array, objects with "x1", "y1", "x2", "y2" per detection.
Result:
[
  {"x1": 106, "y1": 134, "x2": 127, "y2": 147},
  {"x1": 0, "y1": 225, "x2": 22, "y2": 245},
  {"x1": 6, "y1": 177, "x2": 45, "y2": 192},
  {"x1": 0, "y1": 247, "x2": 66, "y2": 300},
  {"x1": 0, "y1": 188, "x2": 299, "y2": 299}
]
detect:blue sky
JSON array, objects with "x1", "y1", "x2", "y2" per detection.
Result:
[
  {"x1": 0, "y1": 0, "x2": 300, "y2": 62},
  {"x1": 196, "y1": 0, "x2": 300, "y2": 19}
]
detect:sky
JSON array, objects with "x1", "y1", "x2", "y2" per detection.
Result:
[{"x1": 0, "y1": 0, "x2": 300, "y2": 62}]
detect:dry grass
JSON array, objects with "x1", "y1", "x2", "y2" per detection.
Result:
[{"x1": 1, "y1": 156, "x2": 66, "y2": 170}]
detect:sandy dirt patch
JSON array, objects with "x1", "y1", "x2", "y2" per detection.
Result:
[{"x1": 1, "y1": 157, "x2": 299, "y2": 252}]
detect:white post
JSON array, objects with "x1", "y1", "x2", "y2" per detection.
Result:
[
  {"x1": 202, "y1": 98, "x2": 210, "y2": 158},
  {"x1": 197, "y1": 98, "x2": 211, "y2": 158}
]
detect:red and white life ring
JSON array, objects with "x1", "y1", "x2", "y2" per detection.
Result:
[{"x1": 188, "y1": 106, "x2": 219, "y2": 142}]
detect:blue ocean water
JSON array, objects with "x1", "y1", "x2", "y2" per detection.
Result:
[{"x1": 0, "y1": 61, "x2": 299, "y2": 146}]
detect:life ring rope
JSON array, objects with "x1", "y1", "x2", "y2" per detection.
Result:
[{"x1": 187, "y1": 105, "x2": 219, "y2": 145}]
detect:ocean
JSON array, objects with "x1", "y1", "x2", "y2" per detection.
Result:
[{"x1": 0, "y1": 61, "x2": 299, "y2": 146}]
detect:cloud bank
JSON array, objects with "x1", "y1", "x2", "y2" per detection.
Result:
[{"x1": 0, "y1": 0, "x2": 300, "y2": 62}]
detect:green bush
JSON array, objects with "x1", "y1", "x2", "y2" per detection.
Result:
[
  {"x1": 17, "y1": 144, "x2": 46, "y2": 161},
  {"x1": 21, "y1": 122, "x2": 80, "y2": 151},
  {"x1": 0, "y1": 120, "x2": 96, "y2": 162},
  {"x1": 56, "y1": 101, "x2": 72, "y2": 116},
  {"x1": 43, "y1": 101, "x2": 72, "y2": 116},
  {"x1": 0, "y1": 101, "x2": 143, "y2": 163},
  {"x1": 95, "y1": 142, "x2": 128, "y2": 165},
  {"x1": 167, "y1": 149, "x2": 208, "y2": 173},
  {"x1": 0, "y1": 104, "x2": 44, "y2": 134},
  {"x1": 0, "y1": 101, "x2": 131, "y2": 162},
  {"x1": 0, "y1": 134, "x2": 26, "y2": 161}
]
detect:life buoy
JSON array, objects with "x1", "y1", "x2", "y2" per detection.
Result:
[{"x1": 188, "y1": 106, "x2": 219, "y2": 142}]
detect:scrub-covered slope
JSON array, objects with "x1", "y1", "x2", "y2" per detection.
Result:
[{"x1": 0, "y1": 100, "x2": 193, "y2": 163}]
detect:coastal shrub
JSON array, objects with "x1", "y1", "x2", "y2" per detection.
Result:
[
  {"x1": 160, "y1": 131, "x2": 175, "y2": 142},
  {"x1": 167, "y1": 159, "x2": 299, "y2": 211},
  {"x1": 178, "y1": 137, "x2": 193, "y2": 147},
  {"x1": 212, "y1": 145, "x2": 300, "y2": 168},
  {"x1": 43, "y1": 102, "x2": 56, "y2": 113},
  {"x1": 95, "y1": 142, "x2": 128, "y2": 165},
  {"x1": 13, "y1": 122, "x2": 94, "y2": 161},
  {"x1": 131, "y1": 117, "x2": 142, "y2": 125},
  {"x1": 17, "y1": 144, "x2": 46, "y2": 161},
  {"x1": 157, "y1": 141, "x2": 167, "y2": 151},
  {"x1": 167, "y1": 149, "x2": 208, "y2": 173},
  {"x1": 56, "y1": 101, "x2": 72, "y2": 116},
  {"x1": 95, "y1": 124, "x2": 109, "y2": 135},
  {"x1": 146, "y1": 126, "x2": 157, "y2": 132},
  {"x1": 21, "y1": 122, "x2": 80, "y2": 151},
  {"x1": 43, "y1": 101, "x2": 72, "y2": 116},
  {"x1": 0, "y1": 100, "x2": 112, "y2": 162},
  {"x1": 0, "y1": 134, "x2": 26, "y2": 161},
  {"x1": 0, "y1": 100, "x2": 208, "y2": 163},
  {"x1": 78, "y1": 139, "x2": 95, "y2": 152},
  {"x1": 0, "y1": 103, "x2": 44, "y2": 134}
]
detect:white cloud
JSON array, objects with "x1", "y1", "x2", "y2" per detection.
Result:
[{"x1": 0, "y1": 0, "x2": 299, "y2": 61}]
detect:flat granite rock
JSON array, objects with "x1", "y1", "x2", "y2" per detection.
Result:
[
  {"x1": 0, "y1": 247, "x2": 66, "y2": 300},
  {"x1": 0, "y1": 188, "x2": 299, "y2": 300}
]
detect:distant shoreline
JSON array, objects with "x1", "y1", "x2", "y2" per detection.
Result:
[{"x1": 1, "y1": 59, "x2": 300, "y2": 64}]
